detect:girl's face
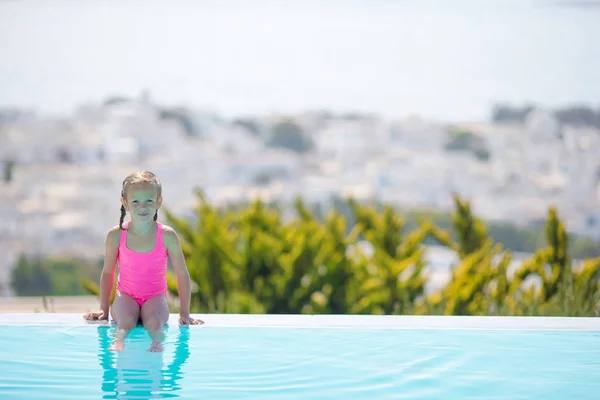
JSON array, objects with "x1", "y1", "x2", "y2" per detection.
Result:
[{"x1": 122, "y1": 183, "x2": 162, "y2": 222}]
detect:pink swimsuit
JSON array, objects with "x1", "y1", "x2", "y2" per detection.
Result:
[{"x1": 116, "y1": 221, "x2": 168, "y2": 307}]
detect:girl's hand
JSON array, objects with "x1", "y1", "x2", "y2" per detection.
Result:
[
  {"x1": 83, "y1": 310, "x2": 108, "y2": 321},
  {"x1": 179, "y1": 314, "x2": 203, "y2": 325}
]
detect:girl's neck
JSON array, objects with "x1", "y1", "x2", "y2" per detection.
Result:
[{"x1": 128, "y1": 220, "x2": 157, "y2": 236}]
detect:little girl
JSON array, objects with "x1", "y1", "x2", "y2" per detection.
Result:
[{"x1": 84, "y1": 170, "x2": 203, "y2": 352}]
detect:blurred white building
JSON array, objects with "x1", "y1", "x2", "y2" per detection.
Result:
[
  {"x1": 315, "y1": 117, "x2": 388, "y2": 160},
  {"x1": 0, "y1": 117, "x2": 103, "y2": 165}
]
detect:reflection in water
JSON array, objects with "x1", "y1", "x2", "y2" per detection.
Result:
[{"x1": 97, "y1": 326, "x2": 190, "y2": 399}]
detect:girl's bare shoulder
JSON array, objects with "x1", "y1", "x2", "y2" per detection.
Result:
[
  {"x1": 160, "y1": 224, "x2": 180, "y2": 242},
  {"x1": 106, "y1": 225, "x2": 123, "y2": 243}
]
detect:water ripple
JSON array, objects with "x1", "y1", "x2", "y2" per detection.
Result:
[{"x1": 1, "y1": 326, "x2": 600, "y2": 399}]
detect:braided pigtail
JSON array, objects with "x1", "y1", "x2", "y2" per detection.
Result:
[
  {"x1": 154, "y1": 210, "x2": 158, "y2": 221},
  {"x1": 119, "y1": 205, "x2": 126, "y2": 230}
]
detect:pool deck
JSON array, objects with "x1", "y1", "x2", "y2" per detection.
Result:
[
  {"x1": 1, "y1": 312, "x2": 599, "y2": 330},
  {"x1": 0, "y1": 295, "x2": 100, "y2": 313}
]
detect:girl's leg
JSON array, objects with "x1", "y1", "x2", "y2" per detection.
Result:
[
  {"x1": 140, "y1": 294, "x2": 169, "y2": 352},
  {"x1": 109, "y1": 290, "x2": 141, "y2": 351}
]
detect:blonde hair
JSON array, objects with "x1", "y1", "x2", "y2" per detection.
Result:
[{"x1": 119, "y1": 170, "x2": 163, "y2": 229}]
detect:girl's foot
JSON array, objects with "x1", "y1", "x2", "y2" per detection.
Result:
[
  {"x1": 148, "y1": 341, "x2": 164, "y2": 352},
  {"x1": 108, "y1": 338, "x2": 125, "y2": 351}
]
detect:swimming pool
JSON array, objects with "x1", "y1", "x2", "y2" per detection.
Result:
[{"x1": 1, "y1": 314, "x2": 599, "y2": 399}]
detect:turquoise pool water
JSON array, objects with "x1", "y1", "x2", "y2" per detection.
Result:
[{"x1": 0, "y1": 314, "x2": 599, "y2": 399}]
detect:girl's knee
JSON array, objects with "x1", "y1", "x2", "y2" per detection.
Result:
[
  {"x1": 143, "y1": 313, "x2": 165, "y2": 331},
  {"x1": 118, "y1": 315, "x2": 138, "y2": 330}
]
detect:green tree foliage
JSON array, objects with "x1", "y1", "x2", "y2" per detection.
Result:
[
  {"x1": 348, "y1": 199, "x2": 427, "y2": 314},
  {"x1": 506, "y1": 207, "x2": 600, "y2": 316},
  {"x1": 79, "y1": 191, "x2": 600, "y2": 317},
  {"x1": 444, "y1": 129, "x2": 491, "y2": 162},
  {"x1": 11, "y1": 255, "x2": 101, "y2": 296},
  {"x1": 437, "y1": 194, "x2": 489, "y2": 259},
  {"x1": 425, "y1": 203, "x2": 600, "y2": 317},
  {"x1": 423, "y1": 195, "x2": 513, "y2": 315},
  {"x1": 158, "y1": 107, "x2": 198, "y2": 136},
  {"x1": 267, "y1": 120, "x2": 313, "y2": 153},
  {"x1": 399, "y1": 209, "x2": 597, "y2": 259},
  {"x1": 3, "y1": 159, "x2": 15, "y2": 183}
]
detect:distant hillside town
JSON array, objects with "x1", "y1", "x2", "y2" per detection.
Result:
[{"x1": 1, "y1": 93, "x2": 599, "y2": 296}]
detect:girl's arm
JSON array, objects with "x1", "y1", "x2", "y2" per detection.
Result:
[
  {"x1": 84, "y1": 227, "x2": 120, "y2": 321},
  {"x1": 99, "y1": 228, "x2": 120, "y2": 315},
  {"x1": 164, "y1": 226, "x2": 202, "y2": 324}
]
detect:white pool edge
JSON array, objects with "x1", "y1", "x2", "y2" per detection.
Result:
[{"x1": 1, "y1": 313, "x2": 599, "y2": 331}]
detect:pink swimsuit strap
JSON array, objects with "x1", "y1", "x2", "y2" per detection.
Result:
[{"x1": 116, "y1": 221, "x2": 168, "y2": 303}]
